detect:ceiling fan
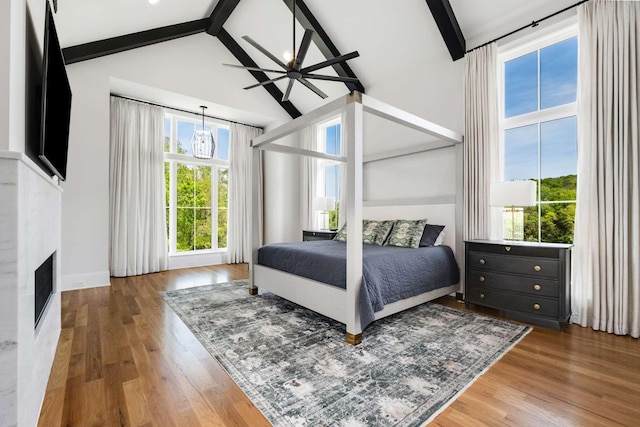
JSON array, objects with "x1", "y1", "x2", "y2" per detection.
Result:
[{"x1": 223, "y1": 1, "x2": 360, "y2": 102}]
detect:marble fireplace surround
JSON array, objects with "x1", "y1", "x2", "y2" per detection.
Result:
[{"x1": 0, "y1": 151, "x2": 62, "y2": 427}]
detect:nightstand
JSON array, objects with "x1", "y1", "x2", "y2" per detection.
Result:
[
  {"x1": 464, "y1": 240, "x2": 572, "y2": 330},
  {"x1": 302, "y1": 229, "x2": 337, "y2": 241}
]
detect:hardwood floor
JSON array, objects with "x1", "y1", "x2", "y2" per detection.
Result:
[{"x1": 38, "y1": 264, "x2": 640, "y2": 426}]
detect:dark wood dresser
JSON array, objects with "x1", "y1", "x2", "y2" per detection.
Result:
[
  {"x1": 302, "y1": 230, "x2": 337, "y2": 241},
  {"x1": 464, "y1": 240, "x2": 572, "y2": 330}
]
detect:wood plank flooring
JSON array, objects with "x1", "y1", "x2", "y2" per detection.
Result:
[{"x1": 38, "y1": 264, "x2": 640, "y2": 426}]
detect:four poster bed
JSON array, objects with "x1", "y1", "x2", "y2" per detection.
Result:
[{"x1": 250, "y1": 92, "x2": 464, "y2": 344}]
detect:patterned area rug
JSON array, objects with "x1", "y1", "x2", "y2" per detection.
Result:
[{"x1": 161, "y1": 280, "x2": 530, "y2": 427}]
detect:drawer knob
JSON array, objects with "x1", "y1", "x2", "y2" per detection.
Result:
[
  {"x1": 505, "y1": 246, "x2": 511, "y2": 252},
  {"x1": 479, "y1": 259, "x2": 486, "y2": 265},
  {"x1": 533, "y1": 303, "x2": 541, "y2": 310},
  {"x1": 533, "y1": 284, "x2": 541, "y2": 291},
  {"x1": 480, "y1": 293, "x2": 485, "y2": 299},
  {"x1": 534, "y1": 265, "x2": 541, "y2": 272},
  {"x1": 479, "y1": 276, "x2": 485, "y2": 282}
]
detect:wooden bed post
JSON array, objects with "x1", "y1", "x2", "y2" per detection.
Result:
[
  {"x1": 249, "y1": 144, "x2": 260, "y2": 295},
  {"x1": 344, "y1": 92, "x2": 364, "y2": 345}
]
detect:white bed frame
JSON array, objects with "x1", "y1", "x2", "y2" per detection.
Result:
[{"x1": 250, "y1": 92, "x2": 464, "y2": 344}]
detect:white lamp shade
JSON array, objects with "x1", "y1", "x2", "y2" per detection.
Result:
[
  {"x1": 191, "y1": 129, "x2": 216, "y2": 159},
  {"x1": 314, "y1": 196, "x2": 336, "y2": 211},
  {"x1": 490, "y1": 181, "x2": 536, "y2": 207}
]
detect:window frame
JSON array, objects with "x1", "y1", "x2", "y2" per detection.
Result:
[
  {"x1": 316, "y1": 116, "x2": 342, "y2": 229},
  {"x1": 164, "y1": 112, "x2": 230, "y2": 255},
  {"x1": 497, "y1": 22, "x2": 578, "y2": 243}
]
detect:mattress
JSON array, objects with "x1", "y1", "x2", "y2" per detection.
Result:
[{"x1": 257, "y1": 240, "x2": 460, "y2": 329}]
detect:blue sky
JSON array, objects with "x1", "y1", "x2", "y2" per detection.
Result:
[
  {"x1": 504, "y1": 36, "x2": 577, "y2": 181},
  {"x1": 324, "y1": 124, "x2": 341, "y2": 199}
]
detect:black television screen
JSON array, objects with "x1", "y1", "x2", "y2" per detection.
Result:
[{"x1": 39, "y1": 2, "x2": 72, "y2": 181}]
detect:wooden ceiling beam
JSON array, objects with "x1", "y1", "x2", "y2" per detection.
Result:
[
  {"x1": 217, "y1": 28, "x2": 302, "y2": 119},
  {"x1": 206, "y1": 0, "x2": 242, "y2": 36},
  {"x1": 425, "y1": 0, "x2": 466, "y2": 61},
  {"x1": 62, "y1": 19, "x2": 209, "y2": 64},
  {"x1": 282, "y1": 0, "x2": 365, "y2": 93}
]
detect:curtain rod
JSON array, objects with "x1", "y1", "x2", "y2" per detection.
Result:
[
  {"x1": 466, "y1": 0, "x2": 589, "y2": 54},
  {"x1": 110, "y1": 94, "x2": 264, "y2": 130}
]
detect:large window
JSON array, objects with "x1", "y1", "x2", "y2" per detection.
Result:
[
  {"x1": 317, "y1": 118, "x2": 341, "y2": 229},
  {"x1": 499, "y1": 25, "x2": 578, "y2": 243},
  {"x1": 164, "y1": 114, "x2": 230, "y2": 253}
]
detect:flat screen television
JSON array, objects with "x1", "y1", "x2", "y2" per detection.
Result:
[{"x1": 39, "y1": 2, "x2": 72, "y2": 181}]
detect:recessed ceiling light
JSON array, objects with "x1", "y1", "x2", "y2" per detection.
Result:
[{"x1": 149, "y1": 0, "x2": 159, "y2": 4}]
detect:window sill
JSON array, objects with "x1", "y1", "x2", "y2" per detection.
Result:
[{"x1": 169, "y1": 249, "x2": 227, "y2": 257}]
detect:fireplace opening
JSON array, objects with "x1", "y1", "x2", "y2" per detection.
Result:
[{"x1": 35, "y1": 252, "x2": 55, "y2": 329}]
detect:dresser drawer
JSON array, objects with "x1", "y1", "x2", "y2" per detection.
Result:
[
  {"x1": 466, "y1": 242, "x2": 563, "y2": 258},
  {"x1": 466, "y1": 287, "x2": 559, "y2": 318},
  {"x1": 467, "y1": 251, "x2": 558, "y2": 278},
  {"x1": 467, "y1": 269, "x2": 559, "y2": 297}
]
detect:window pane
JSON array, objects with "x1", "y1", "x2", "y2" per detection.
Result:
[
  {"x1": 164, "y1": 162, "x2": 170, "y2": 207},
  {"x1": 540, "y1": 117, "x2": 577, "y2": 201},
  {"x1": 504, "y1": 124, "x2": 538, "y2": 181},
  {"x1": 541, "y1": 37, "x2": 578, "y2": 109},
  {"x1": 218, "y1": 168, "x2": 228, "y2": 248},
  {"x1": 325, "y1": 124, "x2": 341, "y2": 155},
  {"x1": 176, "y1": 164, "x2": 195, "y2": 207},
  {"x1": 194, "y1": 166, "x2": 211, "y2": 208},
  {"x1": 176, "y1": 120, "x2": 195, "y2": 155},
  {"x1": 217, "y1": 127, "x2": 229, "y2": 160},
  {"x1": 541, "y1": 203, "x2": 575, "y2": 244},
  {"x1": 166, "y1": 207, "x2": 170, "y2": 249},
  {"x1": 505, "y1": 51, "x2": 538, "y2": 117},
  {"x1": 176, "y1": 208, "x2": 194, "y2": 251},
  {"x1": 324, "y1": 164, "x2": 339, "y2": 199},
  {"x1": 523, "y1": 206, "x2": 540, "y2": 242},
  {"x1": 164, "y1": 118, "x2": 171, "y2": 152},
  {"x1": 195, "y1": 208, "x2": 212, "y2": 250}
]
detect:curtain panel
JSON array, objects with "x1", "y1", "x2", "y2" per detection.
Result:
[
  {"x1": 109, "y1": 97, "x2": 167, "y2": 277},
  {"x1": 228, "y1": 123, "x2": 263, "y2": 264},
  {"x1": 573, "y1": 0, "x2": 640, "y2": 338},
  {"x1": 463, "y1": 43, "x2": 501, "y2": 241}
]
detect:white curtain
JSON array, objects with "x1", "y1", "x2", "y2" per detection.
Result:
[
  {"x1": 301, "y1": 125, "x2": 318, "y2": 230},
  {"x1": 463, "y1": 43, "x2": 501, "y2": 241},
  {"x1": 109, "y1": 97, "x2": 167, "y2": 277},
  {"x1": 572, "y1": 0, "x2": 640, "y2": 338},
  {"x1": 228, "y1": 123, "x2": 263, "y2": 263}
]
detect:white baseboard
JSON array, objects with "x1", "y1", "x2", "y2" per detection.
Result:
[{"x1": 61, "y1": 270, "x2": 110, "y2": 291}]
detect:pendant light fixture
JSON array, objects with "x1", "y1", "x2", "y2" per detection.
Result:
[{"x1": 191, "y1": 105, "x2": 215, "y2": 159}]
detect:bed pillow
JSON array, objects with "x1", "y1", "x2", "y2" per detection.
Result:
[
  {"x1": 333, "y1": 220, "x2": 395, "y2": 245},
  {"x1": 333, "y1": 223, "x2": 348, "y2": 242},
  {"x1": 384, "y1": 219, "x2": 428, "y2": 248},
  {"x1": 362, "y1": 220, "x2": 395, "y2": 245},
  {"x1": 419, "y1": 224, "x2": 446, "y2": 247}
]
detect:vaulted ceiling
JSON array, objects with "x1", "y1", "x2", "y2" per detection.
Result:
[{"x1": 53, "y1": 0, "x2": 578, "y2": 121}]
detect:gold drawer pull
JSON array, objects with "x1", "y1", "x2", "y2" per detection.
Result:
[
  {"x1": 480, "y1": 293, "x2": 485, "y2": 299},
  {"x1": 479, "y1": 276, "x2": 485, "y2": 282},
  {"x1": 534, "y1": 265, "x2": 541, "y2": 272},
  {"x1": 533, "y1": 303, "x2": 541, "y2": 310},
  {"x1": 505, "y1": 246, "x2": 511, "y2": 252},
  {"x1": 533, "y1": 284, "x2": 541, "y2": 291},
  {"x1": 479, "y1": 259, "x2": 486, "y2": 265}
]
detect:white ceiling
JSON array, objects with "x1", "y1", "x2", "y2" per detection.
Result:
[{"x1": 53, "y1": 0, "x2": 579, "y2": 121}]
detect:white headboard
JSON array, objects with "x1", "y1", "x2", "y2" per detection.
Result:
[{"x1": 362, "y1": 196, "x2": 457, "y2": 255}]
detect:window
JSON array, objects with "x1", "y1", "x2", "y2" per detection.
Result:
[
  {"x1": 317, "y1": 118, "x2": 341, "y2": 229},
  {"x1": 164, "y1": 114, "x2": 230, "y2": 253},
  {"x1": 499, "y1": 25, "x2": 578, "y2": 244}
]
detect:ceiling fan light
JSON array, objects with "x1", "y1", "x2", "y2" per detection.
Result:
[{"x1": 283, "y1": 50, "x2": 293, "y2": 62}]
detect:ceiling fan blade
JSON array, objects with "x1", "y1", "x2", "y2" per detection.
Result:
[
  {"x1": 299, "y1": 78, "x2": 328, "y2": 99},
  {"x1": 302, "y1": 74, "x2": 360, "y2": 83},
  {"x1": 244, "y1": 75, "x2": 288, "y2": 90},
  {"x1": 223, "y1": 64, "x2": 287, "y2": 74},
  {"x1": 293, "y1": 29, "x2": 314, "y2": 71},
  {"x1": 282, "y1": 79, "x2": 295, "y2": 102},
  {"x1": 300, "y1": 51, "x2": 360, "y2": 74},
  {"x1": 242, "y1": 36, "x2": 289, "y2": 70}
]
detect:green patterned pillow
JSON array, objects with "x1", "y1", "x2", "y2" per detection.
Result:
[
  {"x1": 333, "y1": 223, "x2": 348, "y2": 242},
  {"x1": 384, "y1": 219, "x2": 428, "y2": 248},
  {"x1": 362, "y1": 220, "x2": 395, "y2": 245}
]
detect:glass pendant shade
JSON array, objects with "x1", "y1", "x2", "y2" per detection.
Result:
[{"x1": 192, "y1": 106, "x2": 215, "y2": 159}]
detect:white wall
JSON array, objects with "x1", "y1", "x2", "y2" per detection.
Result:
[{"x1": 62, "y1": 34, "x2": 291, "y2": 289}]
